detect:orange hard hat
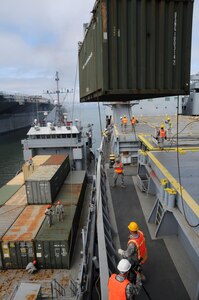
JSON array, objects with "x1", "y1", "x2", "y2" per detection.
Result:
[
  {"x1": 58, "y1": 201, "x2": 61, "y2": 205},
  {"x1": 47, "y1": 205, "x2": 51, "y2": 209}
]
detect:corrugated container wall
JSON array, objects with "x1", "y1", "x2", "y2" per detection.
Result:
[
  {"x1": 79, "y1": 0, "x2": 194, "y2": 102},
  {"x1": 35, "y1": 171, "x2": 87, "y2": 269},
  {"x1": 25, "y1": 155, "x2": 70, "y2": 204},
  {"x1": 1, "y1": 205, "x2": 46, "y2": 269},
  {"x1": 0, "y1": 205, "x2": 25, "y2": 269}
]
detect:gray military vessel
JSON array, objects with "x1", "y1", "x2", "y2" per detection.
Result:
[{"x1": 0, "y1": 92, "x2": 54, "y2": 135}]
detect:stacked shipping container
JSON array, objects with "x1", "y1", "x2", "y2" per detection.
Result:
[
  {"x1": 0, "y1": 162, "x2": 86, "y2": 269},
  {"x1": 0, "y1": 205, "x2": 25, "y2": 269},
  {"x1": 1, "y1": 205, "x2": 47, "y2": 269},
  {"x1": 25, "y1": 155, "x2": 70, "y2": 204},
  {"x1": 35, "y1": 170, "x2": 86, "y2": 269}
]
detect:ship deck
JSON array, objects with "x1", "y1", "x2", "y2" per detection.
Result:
[
  {"x1": 105, "y1": 114, "x2": 199, "y2": 299},
  {"x1": 107, "y1": 165, "x2": 194, "y2": 299}
]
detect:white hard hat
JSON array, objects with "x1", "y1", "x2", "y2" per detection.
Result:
[{"x1": 117, "y1": 259, "x2": 131, "y2": 273}]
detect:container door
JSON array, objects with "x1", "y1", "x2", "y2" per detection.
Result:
[
  {"x1": 18, "y1": 241, "x2": 35, "y2": 268},
  {"x1": 40, "y1": 181, "x2": 51, "y2": 204}
]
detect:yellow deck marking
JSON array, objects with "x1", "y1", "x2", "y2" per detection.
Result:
[
  {"x1": 138, "y1": 135, "x2": 199, "y2": 152},
  {"x1": 147, "y1": 152, "x2": 199, "y2": 217}
]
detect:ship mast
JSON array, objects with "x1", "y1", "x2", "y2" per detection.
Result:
[{"x1": 55, "y1": 71, "x2": 61, "y2": 126}]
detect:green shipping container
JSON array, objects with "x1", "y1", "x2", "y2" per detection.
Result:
[
  {"x1": 35, "y1": 205, "x2": 77, "y2": 269},
  {"x1": 79, "y1": 0, "x2": 194, "y2": 102}
]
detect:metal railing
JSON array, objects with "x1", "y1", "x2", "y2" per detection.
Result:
[
  {"x1": 96, "y1": 138, "x2": 118, "y2": 299},
  {"x1": 51, "y1": 278, "x2": 66, "y2": 298}
]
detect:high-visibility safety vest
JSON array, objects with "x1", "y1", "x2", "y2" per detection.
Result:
[
  {"x1": 122, "y1": 117, "x2": 128, "y2": 124},
  {"x1": 127, "y1": 230, "x2": 147, "y2": 264},
  {"x1": 115, "y1": 162, "x2": 123, "y2": 174},
  {"x1": 131, "y1": 118, "x2": 136, "y2": 125},
  {"x1": 160, "y1": 128, "x2": 166, "y2": 138},
  {"x1": 108, "y1": 274, "x2": 130, "y2": 300}
]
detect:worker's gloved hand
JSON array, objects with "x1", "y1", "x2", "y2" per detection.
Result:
[{"x1": 118, "y1": 249, "x2": 124, "y2": 256}]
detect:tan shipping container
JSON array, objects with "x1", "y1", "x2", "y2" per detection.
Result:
[
  {"x1": 1, "y1": 205, "x2": 46, "y2": 269},
  {"x1": 6, "y1": 172, "x2": 24, "y2": 186},
  {"x1": 5, "y1": 185, "x2": 27, "y2": 206},
  {"x1": 22, "y1": 155, "x2": 51, "y2": 180}
]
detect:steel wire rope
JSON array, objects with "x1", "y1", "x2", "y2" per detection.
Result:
[{"x1": 176, "y1": 97, "x2": 199, "y2": 227}]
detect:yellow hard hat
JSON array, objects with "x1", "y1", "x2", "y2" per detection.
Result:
[
  {"x1": 167, "y1": 117, "x2": 170, "y2": 121},
  {"x1": 161, "y1": 124, "x2": 164, "y2": 128},
  {"x1": 128, "y1": 221, "x2": 139, "y2": 231}
]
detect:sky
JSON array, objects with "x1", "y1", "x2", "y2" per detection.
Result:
[{"x1": 0, "y1": 0, "x2": 199, "y2": 99}]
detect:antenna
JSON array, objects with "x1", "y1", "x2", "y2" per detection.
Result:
[
  {"x1": 43, "y1": 72, "x2": 72, "y2": 126},
  {"x1": 55, "y1": 71, "x2": 61, "y2": 125}
]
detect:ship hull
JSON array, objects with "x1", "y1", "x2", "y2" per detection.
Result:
[{"x1": 0, "y1": 101, "x2": 53, "y2": 135}]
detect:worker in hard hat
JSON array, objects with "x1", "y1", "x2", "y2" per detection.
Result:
[
  {"x1": 113, "y1": 157, "x2": 125, "y2": 188},
  {"x1": 131, "y1": 115, "x2": 137, "y2": 129},
  {"x1": 118, "y1": 221, "x2": 147, "y2": 281},
  {"x1": 122, "y1": 115, "x2": 128, "y2": 133},
  {"x1": 108, "y1": 259, "x2": 142, "y2": 299},
  {"x1": 109, "y1": 153, "x2": 116, "y2": 168},
  {"x1": 45, "y1": 205, "x2": 54, "y2": 227},
  {"x1": 165, "y1": 116, "x2": 172, "y2": 140},
  {"x1": 156, "y1": 124, "x2": 167, "y2": 149},
  {"x1": 56, "y1": 200, "x2": 64, "y2": 222},
  {"x1": 26, "y1": 259, "x2": 37, "y2": 274}
]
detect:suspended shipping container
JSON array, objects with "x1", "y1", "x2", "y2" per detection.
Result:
[
  {"x1": 1, "y1": 205, "x2": 46, "y2": 269},
  {"x1": 79, "y1": 0, "x2": 194, "y2": 102}
]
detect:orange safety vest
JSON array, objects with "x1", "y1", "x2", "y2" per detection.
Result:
[
  {"x1": 122, "y1": 117, "x2": 128, "y2": 124},
  {"x1": 108, "y1": 274, "x2": 130, "y2": 300},
  {"x1": 160, "y1": 128, "x2": 166, "y2": 138},
  {"x1": 127, "y1": 230, "x2": 147, "y2": 264},
  {"x1": 131, "y1": 118, "x2": 136, "y2": 125},
  {"x1": 115, "y1": 162, "x2": 123, "y2": 174}
]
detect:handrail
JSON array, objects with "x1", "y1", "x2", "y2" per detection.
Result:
[
  {"x1": 96, "y1": 139, "x2": 109, "y2": 300},
  {"x1": 51, "y1": 278, "x2": 65, "y2": 298}
]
